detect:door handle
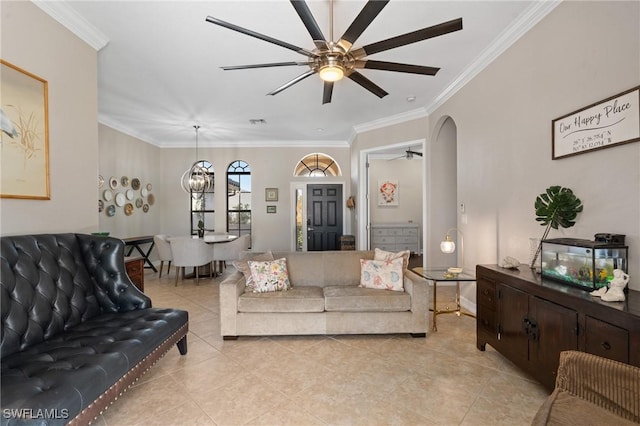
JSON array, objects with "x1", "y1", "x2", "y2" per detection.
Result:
[{"x1": 307, "y1": 227, "x2": 314, "y2": 231}]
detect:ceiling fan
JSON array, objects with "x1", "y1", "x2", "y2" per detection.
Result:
[
  {"x1": 205, "y1": 0, "x2": 463, "y2": 104},
  {"x1": 391, "y1": 149, "x2": 423, "y2": 160}
]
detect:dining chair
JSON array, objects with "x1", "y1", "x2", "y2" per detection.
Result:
[
  {"x1": 213, "y1": 234, "x2": 251, "y2": 273},
  {"x1": 169, "y1": 236, "x2": 215, "y2": 286},
  {"x1": 153, "y1": 234, "x2": 173, "y2": 278}
]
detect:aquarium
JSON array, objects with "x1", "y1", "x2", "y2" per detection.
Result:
[{"x1": 540, "y1": 238, "x2": 628, "y2": 291}]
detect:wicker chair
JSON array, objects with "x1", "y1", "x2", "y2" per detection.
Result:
[{"x1": 532, "y1": 350, "x2": 640, "y2": 425}]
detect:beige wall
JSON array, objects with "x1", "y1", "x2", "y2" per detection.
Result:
[
  {"x1": 430, "y1": 1, "x2": 640, "y2": 291},
  {"x1": 1, "y1": 1, "x2": 98, "y2": 235}
]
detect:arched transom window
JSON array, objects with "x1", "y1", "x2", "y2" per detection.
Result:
[{"x1": 294, "y1": 153, "x2": 341, "y2": 177}]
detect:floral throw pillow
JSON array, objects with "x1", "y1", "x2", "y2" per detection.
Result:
[
  {"x1": 359, "y1": 257, "x2": 404, "y2": 292},
  {"x1": 248, "y1": 257, "x2": 292, "y2": 293},
  {"x1": 374, "y1": 247, "x2": 411, "y2": 272},
  {"x1": 232, "y1": 251, "x2": 274, "y2": 291}
]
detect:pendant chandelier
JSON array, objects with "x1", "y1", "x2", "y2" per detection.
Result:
[{"x1": 181, "y1": 125, "x2": 213, "y2": 194}]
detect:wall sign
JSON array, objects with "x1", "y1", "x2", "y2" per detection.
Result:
[{"x1": 552, "y1": 86, "x2": 639, "y2": 159}]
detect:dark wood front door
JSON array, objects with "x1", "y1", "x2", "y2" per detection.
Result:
[{"x1": 307, "y1": 184, "x2": 342, "y2": 251}]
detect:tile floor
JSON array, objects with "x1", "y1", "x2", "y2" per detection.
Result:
[{"x1": 96, "y1": 266, "x2": 549, "y2": 426}]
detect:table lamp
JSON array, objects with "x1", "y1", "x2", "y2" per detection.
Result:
[{"x1": 441, "y1": 228, "x2": 463, "y2": 274}]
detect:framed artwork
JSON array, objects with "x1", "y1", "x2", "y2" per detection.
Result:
[
  {"x1": 265, "y1": 187, "x2": 278, "y2": 201},
  {"x1": 552, "y1": 86, "x2": 640, "y2": 159},
  {"x1": 378, "y1": 180, "x2": 398, "y2": 206},
  {"x1": 266, "y1": 205, "x2": 276, "y2": 214},
  {"x1": 1, "y1": 60, "x2": 50, "y2": 199}
]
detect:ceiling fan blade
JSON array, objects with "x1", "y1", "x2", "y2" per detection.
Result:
[
  {"x1": 337, "y1": 0, "x2": 389, "y2": 52},
  {"x1": 290, "y1": 0, "x2": 327, "y2": 49},
  {"x1": 206, "y1": 16, "x2": 316, "y2": 58},
  {"x1": 356, "y1": 60, "x2": 439, "y2": 75},
  {"x1": 267, "y1": 69, "x2": 316, "y2": 96},
  {"x1": 352, "y1": 17, "x2": 463, "y2": 57},
  {"x1": 322, "y1": 81, "x2": 334, "y2": 104},
  {"x1": 221, "y1": 62, "x2": 308, "y2": 71},
  {"x1": 407, "y1": 150, "x2": 423, "y2": 157},
  {"x1": 347, "y1": 71, "x2": 388, "y2": 98}
]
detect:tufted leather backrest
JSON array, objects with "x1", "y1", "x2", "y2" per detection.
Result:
[{"x1": 1, "y1": 234, "x2": 151, "y2": 359}]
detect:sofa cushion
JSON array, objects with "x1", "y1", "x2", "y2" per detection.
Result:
[
  {"x1": 238, "y1": 286, "x2": 325, "y2": 313},
  {"x1": 232, "y1": 251, "x2": 273, "y2": 291},
  {"x1": 374, "y1": 247, "x2": 411, "y2": 271},
  {"x1": 324, "y1": 286, "x2": 411, "y2": 312},
  {"x1": 360, "y1": 258, "x2": 404, "y2": 291},
  {"x1": 248, "y1": 257, "x2": 292, "y2": 293}
]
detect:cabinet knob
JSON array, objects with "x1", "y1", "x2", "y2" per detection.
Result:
[{"x1": 601, "y1": 341, "x2": 612, "y2": 351}]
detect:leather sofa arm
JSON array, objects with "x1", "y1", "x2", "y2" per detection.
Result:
[{"x1": 77, "y1": 234, "x2": 151, "y2": 312}]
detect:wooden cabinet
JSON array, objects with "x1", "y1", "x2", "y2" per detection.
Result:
[
  {"x1": 125, "y1": 256, "x2": 144, "y2": 292},
  {"x1": 370, "y1": 223, "x2": 420, "y2": 253},
  {"x1": 477, "y1": 264, "x2": 640, "y2": 390}
]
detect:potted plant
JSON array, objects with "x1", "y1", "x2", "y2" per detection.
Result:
[
  {"x1": 197, "y1": 219, "x2": 205, "y2": 238},
  {"x1": 530, "y1": 185, "x2": 584, "y2": 268}
]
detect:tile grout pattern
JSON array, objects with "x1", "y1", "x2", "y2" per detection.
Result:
[{"x1": 96, "y1": 266, "x2": 549, "y2": 426}]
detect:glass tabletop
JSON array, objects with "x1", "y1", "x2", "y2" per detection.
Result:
[{"x1": 411, "y1": 267, "x2": 476, "y2": 281}]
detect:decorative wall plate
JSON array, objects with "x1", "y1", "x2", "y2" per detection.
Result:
[
  {"x1": 146, "y1": 183, "x2": 152, "y2": 191},
  {"x1": 98, "y1": 200, "x2": 104, "y2": 212},
  {"x1": 135, "y1": 198, "x2": 143, "y2": 208},
  {"x1": 131, "y1": 178, "x2": 140, "y2": 190},
  {"x1": 124, "y1": 203, "x2": 134, "y2": 216},
  {"x1": 143, "y1": 204, "x2": 149, "y2": 213},
  {"x1": 126, "y1": 189, "x2": 134, "y2": 200},
  {"x1": 147, "y1": 193, "x2": 155, "y2": 205},
  {"x1": 115, "y1": 192, "x2": 126, "y2": 207},
  {"x1": 109, "y1": 176, "x2": 118, "y2": 189},
  {"x1": 141, "y1": 187, "x2": 149, "y2": 197},
  {"x1": 106, "y1": 205, "x2": 116, "y2": 217},
  {"x1": 103, "y1": 189, "x2": 113, "y2": 201},
  {"x1": 98, "y1": 175, "x2": 104, "y2": 188},
  {"x1": 121, "y1": 176, "x2": 129, "y2": 187}
]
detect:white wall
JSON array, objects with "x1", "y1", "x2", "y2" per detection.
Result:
[
  {"x1": 430, "y1": 1, "x2": 640, "y2": 291},
  {"x1": 368, "y1": 158, "x2": 422, "y2": 226},
  {"x1": 98, "y1": 125, "x2": 163, "y2": 238},
  {"x1": 1, "y1": 1, "x2": 99, "y2": 235}
]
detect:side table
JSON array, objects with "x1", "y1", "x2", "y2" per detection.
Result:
[
  {"x1": 411, "y1": 267, "x2": 476, "y2": 331},
  {"x1": 125, "y1": 256, "x2": 145, "y2": 292}
]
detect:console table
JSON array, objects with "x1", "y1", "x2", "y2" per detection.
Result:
[
  {"x1": 476, "y1": 264, "x2": 640, "y2": 390},
  {"x1": 122, "y1": 236, "x2": 156, "y2": 272},
  {"x1": 370, "y1": 223, "x2": 420, "y2": 254}
]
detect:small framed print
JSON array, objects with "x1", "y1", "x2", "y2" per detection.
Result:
[
  {"x1": 265, "y1": 188, "x2": 278, "y2": 201},
  {"x1": 266, "y1": 205, "x2": 276, "y2": 214}
]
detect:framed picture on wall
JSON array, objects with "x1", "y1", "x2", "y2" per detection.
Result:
[
  {"x1": 266, "y1": 205, "x2": 276, "y2": 214},
  {"x1": 0, "y1": 59, "x2": 50, "y2": 199},
  {"x1": 378, "y1": 180, "x2": 398, "y2": 206},
  {"x1": 265, "y1": 188, "x2": 278, "y2": 201}
]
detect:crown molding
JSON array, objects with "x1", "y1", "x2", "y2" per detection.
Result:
[
  {"x1": 425, "y1": 0, "x2": 561, "y2": 114},
  {"x1": 32, "y1": 0, "x2": 109, "y2": 51},
  {"x1": 353, "y1": 107, "x2": 428, "y2": 134},
  {"x1": 161, "y1": 139, "x2": 351, "y2": 149}
]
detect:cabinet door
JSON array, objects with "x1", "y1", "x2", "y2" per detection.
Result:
[
  {"x1": 496, "y1": 283, "x2": 529, "y2": 365},
  {"x1": 529, "y1": 297, "x2": 577, "y2": 389}
]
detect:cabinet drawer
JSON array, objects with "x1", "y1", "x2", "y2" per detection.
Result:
[
  {"x1": 585, "y1": 316, "x2": 629, "y2": 363},
  {"x1": 372, "y1": 228, "x2": 390, "y2": 237},
  {"x1": 372, "y1": 236, "x2": 395, "y2": 244},
  {"x1": 477, "y1": 304, "x2": 496, "y2": 334},
  {"x1": 477, "y1": 279, "x2": 496, "y2": 309},
  {"x1": 397, "y1": 244, "x2": 417, "y2": 252},
  {"x1": 397, "y1": 236, "x2": 418, "y2": 244},
  {"x1": 373, "y1": 244, "x2": 397, "y2": 252},
  {"x1": 403, "y1": 228, "x2": 419, "y2": 236}
]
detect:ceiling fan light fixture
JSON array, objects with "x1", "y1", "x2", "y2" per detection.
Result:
[{"x1": 318, "y1": 56, "x2": 345, "y2": 82}]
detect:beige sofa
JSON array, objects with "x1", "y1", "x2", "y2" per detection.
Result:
[{"x1": 220, "y1": 250, "x2": 429, "y2": 339}]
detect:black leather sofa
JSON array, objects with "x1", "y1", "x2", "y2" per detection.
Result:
[{"x1": 1, "y1": 234, "x2": 189, "y2": 425}]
